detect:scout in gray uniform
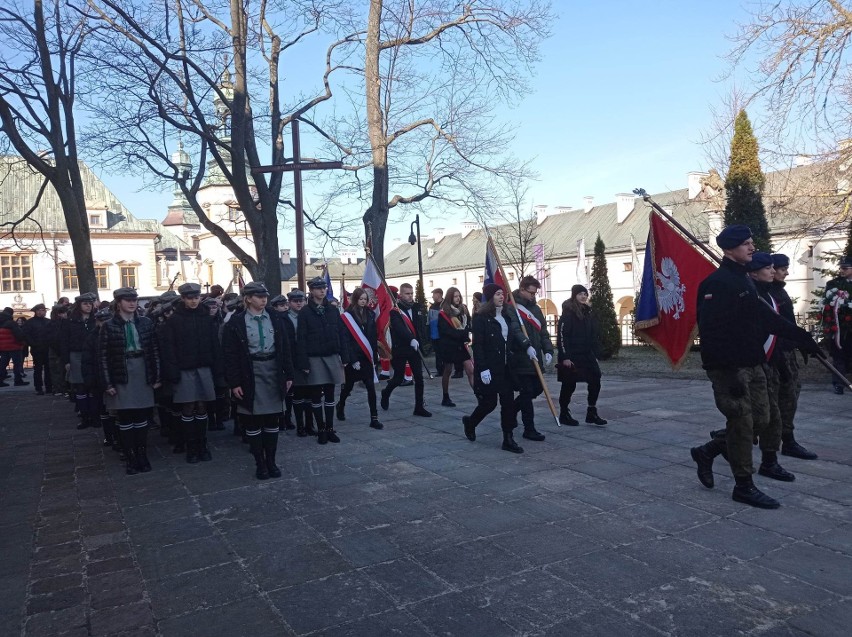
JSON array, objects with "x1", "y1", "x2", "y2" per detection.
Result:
[
  {"x1": 295, "y1": 277, "x2": 346, "y2": 445},
  {"x1": 269, "y1": 294, "x2": 296, "y2": 431},
  {"x1": 100, "y1": 288, "x2": 162, "y2": 475},
  {"x1": 161, "y1": 283, "x2": 224, "y2": 464},
  {"x1": 61, "y1": 292, "x2": 97, "y2": 429},
  {"x1": 222, "y1": 282, "x2": 294, "y2": 480},
  {"x1": 284, "y1": 289, "x2": 317, "y2": 437}
]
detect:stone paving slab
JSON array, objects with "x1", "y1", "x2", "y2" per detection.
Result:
[{"x1": 0, "y1": 373, "x2": 850, "y2": 636}]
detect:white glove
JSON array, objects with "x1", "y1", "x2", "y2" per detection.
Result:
[
  {"x1": 480, "y1": 370, "x2": 492, "y2": 385},
  {"x1": 410, "y1": 339, "x2": 419, "y2": 351},
  {"x1": 526, "y1": 346, "x2": 538, "y2": 361},
  {"x1": 544, "y1": 353, "x2": 553, "y2": 366},
  {"x1": 352, "y1": 361, "x2": 361, "y2": 371}
]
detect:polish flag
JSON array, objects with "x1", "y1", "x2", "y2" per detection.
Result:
[{"x1": 362, "y1": 255, "x2": 393, "y2": 357}]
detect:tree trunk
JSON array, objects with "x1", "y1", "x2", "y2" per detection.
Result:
[{"x1": 363, "y1": 0, "x2": 389, "y2": 271}]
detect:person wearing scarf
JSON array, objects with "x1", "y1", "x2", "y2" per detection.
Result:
[
  {"x1": 337, "y1": 287, "x2": 383, "y2": 429},
  {"x1": 436, "y1": 286, "x2": 474, "y2": 407}
]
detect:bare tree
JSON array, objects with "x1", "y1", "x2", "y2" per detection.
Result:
[
  {"x1": 0, "y1": 0, "x2": 98, "y2": 293},
  {"x1": 491, "y1": 173, "x2": 540, "y2": 279},
  {"x1": 327, "y1": 0, "x2": 553, "y2": 270},
  {"x1": 82, "y1": 0, "x2": 355, "y2": 294}
]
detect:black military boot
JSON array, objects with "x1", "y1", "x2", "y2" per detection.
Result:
[
  {"x1": 262, "y1": 430, "x2": 282, "y2": 478},
  {"x1": 690, "y1": 438, "x2": 725, "y2": 489},
  {"x1": 781, "y1": 434, "x2": 818, "y2": 460},
  {"x1": 522, "y1": 426, "x2": 545, "y2": 441},
  {"x1": 559, "y1": 407, "x2": 579, "y2": 426},
  {"x1": 325, "y1": 405, "x2": 340, "y2": 443},
  {"x1": 585, "y1": 406, "x2": 607, "y2": 426},
  {"x1": 248, "y1": 433, "x2": 268, "y2": 480},
  {"x1": 501, "y1": 430, "x2": 523, "y2": 454},
  {"x1": 758, "y1": 451, "x2": 796, "y2": 482},
  {"x1": 732, "y1": 475, "x2": 780, "y2": 509}
]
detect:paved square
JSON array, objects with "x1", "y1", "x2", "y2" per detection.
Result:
[{"x1": 1, "y1": 372, "x2": 850, "y2": 636}]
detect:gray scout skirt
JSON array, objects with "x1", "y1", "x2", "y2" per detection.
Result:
[
  {"x1": 237, "y1": 357, "x2": 283, "y2": 416},
  {"x1": 104, "y1": 355, "x2": 155, "y2": 410},
  {"x1": 68, "y1": 351, "x2": 84, "y2": 385},
  {"x1": 172, "y1": 366, "x2": 215, "y2": 403},
  {"x1": 304, "y1": 354, "x2": 344, "y2": 386}
]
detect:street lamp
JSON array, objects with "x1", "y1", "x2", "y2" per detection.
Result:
[{"x1": 408, "y1": 214, "x2": 424, "y2": 299}]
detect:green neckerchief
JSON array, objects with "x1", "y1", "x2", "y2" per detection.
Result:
[
  {"x1": 252, "y1": 314, "x2": 266, "y2": 350},
  {"x1": 125, "y1": 319, "x2": 138, "y2": 351}
]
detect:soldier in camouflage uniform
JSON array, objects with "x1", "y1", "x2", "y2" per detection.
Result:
[{"x1": 689, "y1": 227, "x2": 821, "y2": 509}]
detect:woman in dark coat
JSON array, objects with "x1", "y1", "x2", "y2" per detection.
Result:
[
  {"x1": 222, "y1": 282, "x2": 294, "y2": 480},
  {"x1": 556, "y1": 284, "x2": 607, "y2": 426},
  {"x1": 99, "y1": 288, "x2": 161, "y2": 475},
  {"x1": 336, "y1": 287, "x2": 383, "y2": 429},
  {"x1": 82, "y1": 308, "x2": 116, "y2": 449},
  {"x1": 61, "y1": 293, "x2": 97, "y2": 429},
  {"x1": 461, "y1": 283, "x2": 535, "y2": 453},
  {"x1": 436, "y1": 286, "x2": 474, "y2": 407}
]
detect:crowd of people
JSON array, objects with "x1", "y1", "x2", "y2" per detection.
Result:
[{"x1": 0, "y1": 233, "x2": 842, "y2": 510}]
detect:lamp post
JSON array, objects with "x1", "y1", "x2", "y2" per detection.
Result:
[{"x1": 408, "y1": 214, "x2": 424, "y2": 296}]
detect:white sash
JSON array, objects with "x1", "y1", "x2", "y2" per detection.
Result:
[
  {"x1": 341, "y1": 313, "x2": 378, "y2": 382},
  {"x1": 516, "y1": 304, "x2": 542, "y2": 331}
]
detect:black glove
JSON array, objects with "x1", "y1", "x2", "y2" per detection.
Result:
[{"x1": 801, "y1": 337, "x2": 822, "y2": 357}]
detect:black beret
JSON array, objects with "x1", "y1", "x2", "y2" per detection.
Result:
[
  {"x1": 746, "y1": 252, "x2": 773, "y2": 272},
  {"x1": 715, "y1": 225, "x2": 752, "y2": 249},
  {"x1": 770, "y1": 253, "x2": 790, "y2": 268}
]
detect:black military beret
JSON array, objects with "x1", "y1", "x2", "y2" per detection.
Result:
[
  {"x1": 746, "y1": 251, "x2": 773, "y2": 271},
  {"x1": 770, "y1": 253, "x2": 790, "y2": 268},
  {"x1": 715, "y1": 225, "x2": 752, "y2": 249}
]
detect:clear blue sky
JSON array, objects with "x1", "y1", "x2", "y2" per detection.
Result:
[{"x1": 99, "y1": 0, "x2": 757, "y2": 251}]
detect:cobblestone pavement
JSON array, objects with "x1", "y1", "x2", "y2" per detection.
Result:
[{"x1": 1, "y1": 373, "x2": 850, "y2": 636}]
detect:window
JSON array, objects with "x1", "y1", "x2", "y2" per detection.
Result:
[
  {"x1": 428, "y1": 280, "x2": 433, "y2": 288},
  {"x1": 62, "y1": 266, "x2": 108, "y2": 290},
  {"x1": 478, "y1": 275, "x2": 484, "y2": 283},
  {"x1": 508, "y1": 272, "x2": 515, "y2": 280},
  {"x1": 452, "y1": 278, "x2": 457, "y2": 285},
  {"x1": 623, "y1": 262, "x2": 633, "y2": 272},
  {"x1": 207, "y1": 264, "x2": 215, "y2": 287},
  {"x1": 89, "y1": 214, "x2": 102, "y2": 227},
  {"x1": 192, "y1": 236, "x2": 200, "y2": 250},
  {"x1": 232, "y1": 263, "x2": 243, "y2": 286},
  {"x1": 120, "y1": 266, "x2": 137, "y2": 288},
  {"x1": 0, "y1": 253, "x2": 33, "y2": 292}
]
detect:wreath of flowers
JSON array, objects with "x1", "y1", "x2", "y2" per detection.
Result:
[{"x1": 822, "y1": 286, "x2": 852, "y2": 334}]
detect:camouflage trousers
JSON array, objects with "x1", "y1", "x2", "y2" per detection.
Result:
[
  {"x1": 777, "y1": 350, "x2": 800, "y2": 440},
  {"x1": 706, "y1": 365, "x2": 773, "y2": 477}
]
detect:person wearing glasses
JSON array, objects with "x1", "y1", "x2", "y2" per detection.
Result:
[
  {"x1": 822, "y1": 255, "x2": 852, "y2": 394},
  {"x1": 510, "y1": 275, "x2": 553, "y2": 442}
]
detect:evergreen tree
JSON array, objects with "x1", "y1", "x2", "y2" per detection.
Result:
[
  {"x1": 725, "y1": 109, "x2": 772, "y2": 252},
  {"x1": 590, "y1": 234, "x2": 621, "y2": 358}
]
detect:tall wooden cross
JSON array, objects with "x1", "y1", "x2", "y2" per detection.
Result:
[{"x1": 251, "y1": 119, "x2": 342, "y2": 291}]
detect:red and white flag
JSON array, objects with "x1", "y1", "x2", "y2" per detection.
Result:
[{"x1": 362, "y1": 254, "x2": 393, "y2": 357}]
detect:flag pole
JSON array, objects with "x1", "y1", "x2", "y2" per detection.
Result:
[
  {"x1": 634, "y1": 187, "x2": 851, "y2": 392},
  {"x1": 485, "y1": 229, "x2": 560, "y2": 427},
  {"x1": 366, "y1": 251, "x2": 434, "y2": 380}
]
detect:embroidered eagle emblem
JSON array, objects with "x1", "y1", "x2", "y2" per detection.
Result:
[{"x1": 655, "y1": 257, "x2": 686, "y2": 319}]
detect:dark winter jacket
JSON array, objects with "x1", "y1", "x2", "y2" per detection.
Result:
[
  {"x1": 697, "y1": 258, "x2": 815, "y2": 370},
  {"x1": 81, "y1": 325, "x2": 105, "y2": 391},
  {"x1": 22, "y1": 316, "x2": 51, "y2": 350},
  {"x1": 768, "y1": 280, "x2": 798, "y2": 353},
  {"x1": 389, "y1": 301, "x2": 426, "y2": 356},
  {"x1": 222, "y1": 310, "x2": 294, "y2": 412},
  {"x1": 339, "y1": 308, "x2": 379, "y2": 367},
  {"x1": 510, "y1": 291, "x2": 554, "y2": 376},
  {"x1": 436, "y1": 309, "x2": 470, "y2": 363},
  {"x1": 471, "y1": 306, "x2": 529, "y2": 393},
  {"x1": 98, "y1": 314, "x2": 160, "y2": 389},
  {"x1": 159, "y1": 302, "x2": 224, "y2": 384},
  {"x1": 60, "y1": 315, "x2": 96, "y2": 364},
  {"x1": 47, "y1": 319, "x2": 65, "y2": 352},
  {"x1": 557, "y1": 304, "x2": 602, "y2": 381},
  {"x1": 0, "y1": 313, "x2": 25, "y2": 352},
  {"x1": 295, "y1": 299, "x2": 342, "y2": 370}
]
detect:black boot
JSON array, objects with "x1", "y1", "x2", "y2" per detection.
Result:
[
  {"x1": 183, "y1": 416, "x2": 199, "y2": 464},
  {"x1": 101, "y1": 415, "x2": 114, "y2": 447},
  {"x1": 758, "y1": 451, "x2": 796, "y2": 482},
  {"x1": 732, "y1": 475, "x2": 780, "y2": 509},
  {"x1": 690, "y1": 438, "x2": 725, "y2": 489},
  {"x1": 501, "y1": 430, "x2": 523, "y2": 454},
  {"x1": 283, "y1": 412, "x2": 295, "y2": 430},
  {"x1": 462, "y1": 416, "x2": 476, "y2": 441},
  {"x1": 380, "y1": 386, "x2": 390, "y2": 411},
  {"x1": 522, "y1": 426, "x2": 545, "y2": 441},
  {"x1": 441, "y1": 393, "x2": 456, "y2": 407},
  {"x1": 248, "y1": 433, "x2": 268, "y2": 480},
  {"x1": 369, "y1": 416, "x2": 384, "y2": 430},
  {"x1": 135, "y1": 426, "x2": 152, "y2": 472},
  {"x1": 197, "y1": 415, "x2": 212, "y2": 462},
  {"x1": 336, "y1": 398, "x2": 346, "y2": 421},
  {"x1": 304, "y1": 408, "x2": 317, "y2": 436},
  {"x1": 76, "y1": 413, "x2": 90, "y2": 430},
  {"x1": 314, "y1": 406, "x2": 328, "y2": 445},
  {"x1": 294, "y1": 401, "x2": 307, "y2": 437},
  {"x1": 585, "y1": 406, "x2": 607, "y2": 426},
  {"x1": 325, "y1": 405, "x2": 340, "y2": 443},
  {"x1": 118, "y1": 428, "x2": 137, "y2": 475},
  {"x1": 781, "y1": 435, "x2": 818, "y2": 460},
  {"x1": 559, "y1": 408, "x2": 579, "y2": 426},
  {"x1": 262, "y1": 431, "x2": 281, "y2": 478}
]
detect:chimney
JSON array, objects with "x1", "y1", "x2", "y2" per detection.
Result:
[
  {"x1": 460, "y1": 221, "x2": 478, "y2": 238},
  {"x1": 615, "y1": 193, "x2": 637, "y2": 224},
  {"x1": 534, "y1": 204, "x2": 548, "y2": 225},
  {"x1": 280, "y1": 249, "x2": 290, "y2": 265},
  {"x1": 304, "y1": 249, "x2": 311, "y2": 262},
  {"x1": 433, "y1": 228, "x2": 446, "y2": 243},
  {"x1": 583, "y1": 196, "x2": 594, "y2": 213},
  {"x1": 339, "y1": 249, "x2": 357, "y2": 265},
  {"x1": 688, "y1": 171, "x2": 708, "y2": 199}
]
